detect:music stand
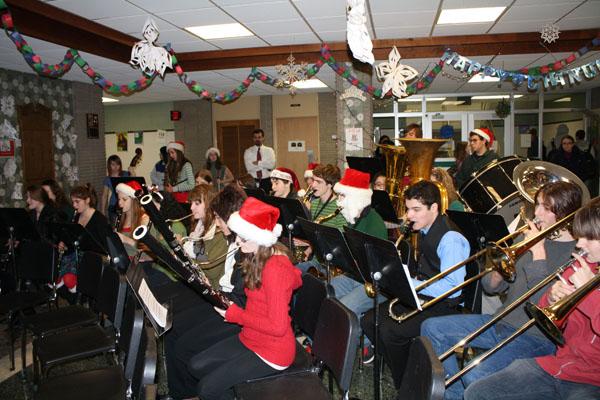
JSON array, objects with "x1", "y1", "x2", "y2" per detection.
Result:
[
  {"x1": 51, "y1": 222, "x2": 107, "y2": 255},
  {"x1": 265, "y1": 197, "x2": 310, "y2": 255},
  {"x1": 106, "y1": 232, "x2": 130, "y2": 273},
  {"x1": 0, "y1": 208, "x2": 40, "y2": 286},
  {"x1": 371, "y1": 190, "x2": 398, "y2": 223},
  {"x1": 243, "y1": 187, "x2": 266, "y2": 201},
  {"x1": 446, "y1": 210, "x2": 510, "y2": 251},
  {"x1": 346, "y1": 156, "x2": 385, "y2": 178},
  {"x1": 126, "y1": 259, "x2": 172, "y2": 336}
]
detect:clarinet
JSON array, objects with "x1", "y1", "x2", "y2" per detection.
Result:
[
  {"x1": 113, "y1": 208, "x2": 123, "y2": 231},
  {"x1": 133, "y1": 224, "x2": 230, "y2": 309},
  {"x1": 136, "y1": 193, "x2": 230, "y2": 308}
]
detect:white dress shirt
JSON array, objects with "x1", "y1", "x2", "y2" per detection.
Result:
[{"x1": 243, "y1": 144, "x2": 276, "y2": 179}]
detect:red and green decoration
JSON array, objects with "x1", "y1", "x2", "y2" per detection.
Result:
[{"x1": 1, "y1": 0, "x2": 598, "y2": 104}]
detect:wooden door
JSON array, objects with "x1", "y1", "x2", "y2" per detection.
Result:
[
  {"x1": 275, "y1": 117, "x2": 319, "y2": 183},
  {"x1": 17, "y1": 104, "x2": 54, "y2": 185},
  {"x1": 216, "y1": 120, "x2": 259, "y2": 178}
]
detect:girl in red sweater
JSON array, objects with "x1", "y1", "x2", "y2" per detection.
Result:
[{"x1": 188, "y1": 197, "x2": 302, "y2": 400}]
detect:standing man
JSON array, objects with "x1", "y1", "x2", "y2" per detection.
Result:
[
  {"x1": 455, "y1": 128, "x2": 498, "y2": 188},
  {"x1": 244, "y1": 128, "x2": 276, "y2": 194}
]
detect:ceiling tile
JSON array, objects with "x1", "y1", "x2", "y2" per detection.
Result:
[
  {"x1": 442, "y1": 0, "x2": 513, "y2": 8},
  {"x1": 261, "y1": 32, "x2": 318, "y2": 46},
  {"x1": 96, "y1": 14, "x2": 154, "y2": 35},
  {"x1": 156, "y1": 29, "x2": 202, "y2": 43},
  {"x1": 305, "y1": 16, "x2": 347, "y2": 32},
  {"x1": 315, "y1": 30, "x2": 346, "y2": 42},
  {"x1": 127, "y1": 0, "x2": 212, "y2": 13},
  {"x1": 223, "y1": 1, "x2": 299, "y2": 23},
  {"x1": 207, "y1": 36, "x2": 268, "y2": 49},
  {"x1": 377, "y1": 26, "x2": 432, "y2": 39},
  {"x1": 432, "y1": 23, "x2": 492, "y2": 36},
  {"x1": 370, "y1": 0, "x2": 440, "y2": 14},
  {"x1": 291, "y1": 0, "x2": 346, "y2": 18},
  {"x1": 47, "y1": 0, "x2": 143, "y2": 20},
  {"x1": 169, "y1": 41, "x2": 220, "y2": 52},
  {"x1": 500, "y1": 3, "x2": 577, "y2": 23},
  {"x1": 246, "y1": 19, "x2": 310, "y2": 36},
  {"x1": 158, "y1": 7, "x2": 233, "y2": 27},
  {"x1": 373, "y1": 11, "x2": 437, "y2": 27}
]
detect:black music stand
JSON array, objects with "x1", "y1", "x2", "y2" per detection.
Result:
[
  {"x1": 265, "y1": 197, "x2": 310, "y2": 253},
  {"x1": 346, "y1": 156, "x2": 385, "y2": 178},
  {"x1": 371, "y1": 190, "x2": 398, "y2": 223},
  {"x1": 344, "y1": 227, "x2": 420, "y2": 400},
  {"x1": 0, "y1": 208, "x2": 40, "y2": 287},
  {"x1": 243, "y1": 187, "x2": 267, "y2": 201},
  {"x1": 446, "y1": 210, "x2": 510, "y2": 251},
  {"x1": 106, "y1": 232, "x2": 130, "y2": 273},
  {"x1": 126, "y1": 259, "x2": 172, "y2": 336},
  {"x1": 51, "y1": 222, "x2": 107, "y2": 255}
]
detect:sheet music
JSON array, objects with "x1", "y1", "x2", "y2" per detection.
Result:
[
  {"x1": 403, "y1": 263, "x2": 422, "y2": 311},
  {"x1": 137, "y1": 278, "x2": 168, "y2": 328}
]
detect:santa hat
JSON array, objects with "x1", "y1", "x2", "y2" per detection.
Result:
[
  {"x1": 205, "y1": 147, "x2": 220, "y2": 159},
  {"x1": 271, "y1": 167, "x2": 300, "y2": 191},
  {"x1": 304, "y1": 162, "x2": 320, "y2": 179},
  {"x1": 167, "y1": 140, "x2": 185, "y2": 153},
  {"x1": 471, "y1": 128, "x2": 494, "y2": 147},
  {"x1": 227, "y1": 197, "x2": 282, "y2": 247},
  {"x1": 334, "y1": 168, "x2": 373, "y2": 206},
  {"x1": 116, "y1": 180, "x2": 143, "y2": 198}
]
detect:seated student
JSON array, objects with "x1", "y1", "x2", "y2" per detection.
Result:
[
  {"x1": 188, "y1": 197, "x2": 302, "y2": 400},
  {"x1": 421, "y1": 181, "x2": 581, "y2": 400},
  {"x1": 361, "y1": 180, "x2": 469, "y2": 382},
  {"x1": 464, "y1": 198, "x2": 600, "y2": 400},
  {"x1": 372, "y1": 172, "x2": 387, "y2": 191},
  {"x1": 455, "y1": 128, "x2": 498, "y2": 188},
  {"x1": 298, "y1": 162, "x2": 319, "y2": 199},
  {"x1": 404, "y1": 123, "x2": 422, "y2": 138},
  {"x1": 270, "y1": 167, "x2": 300, "y2": 199}
]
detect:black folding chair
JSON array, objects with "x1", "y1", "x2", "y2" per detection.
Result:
[{"x1": 396, "y1": 336, "x2": 445, "y2": 400}]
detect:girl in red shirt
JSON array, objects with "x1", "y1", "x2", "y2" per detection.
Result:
[{"x1": 188, "y1": 197, "x2": 302, "y2": 400}]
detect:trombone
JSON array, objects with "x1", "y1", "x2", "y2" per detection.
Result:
[{"x1": 389, "y1": 209, "x2": 577, "y2": 322}]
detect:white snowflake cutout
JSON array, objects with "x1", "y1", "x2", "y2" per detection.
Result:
[
  {"x1": 61, "y1": 153, "x2": 71, "y2": 168},
  {"x1": 1, "y1": 95, "x2": 15, "y2": 117},
  {"x1": 0, "y1": 119, "x2": 18, "y2": 139},
  {"x1": 375, "y1": 47, "x2": 419, "y2": 98},
  {"x1": 55, "y1": 135, "x2": 64, "y2": 150},
  {"x1": 541, "y1": 23, "x2": 560, "y2": 44},
  {"x1": 61, "y1": 114, "x2": 73, "y2": 131},
  {"x1": 12, "y1": 182, "x2": 23, "y2": 200},
  {"x1": 69, "y1": 134, "x2": 77, "y2": 148},
  {"x1": 3, "y1": 158, "x2": 16, "y2": 177},
  {"x1": 52, "y1": 110, "x2": 60, "y2": 121}
]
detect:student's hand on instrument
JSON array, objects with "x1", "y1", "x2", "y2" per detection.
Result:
[
  {"x1": 214, "y1": 301, "x2": 233, "y2": 319},
  {"x1": 526, "y1": 220, "x2": 546, "y2": 259},
  {"x1": 548, "y1": 280, "x2": 575, "y2": 304},
  {"x1": 569, "y1": 253, "x2": 595, "y2": 289}
]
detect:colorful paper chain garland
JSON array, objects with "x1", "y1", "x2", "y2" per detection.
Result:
[{"x1": 1, "y1": 1, "x2": 598, "y2": 104}]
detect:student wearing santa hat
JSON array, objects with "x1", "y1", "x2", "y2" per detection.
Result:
[
  {"x1": 115, "y1": 180, "x2": 149, "y2": 254},
  {"x1": 455, "y1": 127, "x2": 499, "y2": 188},
  {"x1": 270, "y1": 167, "x2": 300, "y2": 199},
  {"x1": 165, "y1": 140, "x2": 195, "y2": 203},
  {"x1": 188, "y1": 197, "x2": 302, "y2": 400},
  {"x1": 205, "y1": 147, "x2": 234, "y2": 191}
]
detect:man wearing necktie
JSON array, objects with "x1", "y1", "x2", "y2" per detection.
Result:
[{"x1": 243, "y1": 128, "x2": 275, "y2": 193}]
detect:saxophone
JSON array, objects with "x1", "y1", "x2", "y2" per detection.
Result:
[{"x1": 314, "y1": 207, "x2": 341, "y2": 224}]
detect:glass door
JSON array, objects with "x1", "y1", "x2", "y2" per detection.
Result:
[{"x1": 470, "y1": 112, "x2": 509, "y2": 157}]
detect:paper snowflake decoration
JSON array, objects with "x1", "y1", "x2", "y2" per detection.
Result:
[
  {"x1": 346, "y1": 0, "x2": 374, "y2": 64},
  {"x1": 130, "y1": 18, "x2": 173, "y2": 77},
  {"x1": 375, "y1": 46, "x2": 419, "y2": 99},
  {"x1": 541, "y1": 23, "x2": 560, "y2": 44},
  {"x1": 275, "y1": 54, "x2": 308, "y2": 95}
]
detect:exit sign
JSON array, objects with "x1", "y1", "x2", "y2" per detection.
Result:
[{"x1": 170, "y1": 110, "x2": 182, "y2": 121}]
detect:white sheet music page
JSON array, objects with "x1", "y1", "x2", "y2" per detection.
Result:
[
  {"x1": 138, "y1": 278, "x2": 167, "y2": 327},
  {"x1": 403, "y1": 263, "x2": 422, "y2": 311}
]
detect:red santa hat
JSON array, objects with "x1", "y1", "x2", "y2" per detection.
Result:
[
  {"x1": 116, "y1": 180, "x2": 143, "y2": 198},
  {"x1": 334, "y1": 168, "x2": 373, "y2": 207},
  {"x1": 471, "y1": 128, "x2": 494, "y2": 147},
  {"x1": 270, "y1": 167, "x2": 300, "y2": 191},
  {"x1": 304, "y1": 162, "x2": 320, "y2": 179},
  {"x1": 167, "y1": 140, "x2": 185, "y2": 153},
  {"x1": 227, "y1": 197, "x2": 282, "y2": 247}
]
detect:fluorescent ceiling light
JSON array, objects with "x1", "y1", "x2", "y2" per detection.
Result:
[
  {"x1": 185, "y1": 23, "x2": 253, "y2": 40},
  {"x1": 554, "y1": 96, "x2": 571, "y2": 103},
  {"x1": 471, "y1": 95, "x2": 523, "y2": 100},
  {"x1": 441, "y1": 100, "x2": 466, "y2": 106},
  {"x1": 102, "y1": 97, "x2": 119, "y2": 103},
  {"x1": 291, "y1": 79, "x2": 327, "y2": 89},
  {"x1": 469, "y1": 73, "x2": 500, "y2": 83},
  {"x1": 437, "y1": 7, "x2": 506, "y2": 24},
  {"x1": 397, "y1": 96, "x2": 446, "y2": 102}
]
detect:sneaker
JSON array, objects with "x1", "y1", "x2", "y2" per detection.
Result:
[{"x1": 362, "y1": 345, "x2": 374, "y2": 365}]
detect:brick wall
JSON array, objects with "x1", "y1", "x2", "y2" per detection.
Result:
[
  {"x1": 318, "y1": 92, "x2": 338, "y2": 165},
  {"x1": 173, "y1": 99, "x2": 213, "y2": 170},
  {"x1": 260, "y1": 95, "x2": 274, "y2": 146}
]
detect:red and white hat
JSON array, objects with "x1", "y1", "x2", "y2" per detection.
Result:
[
  {"x1": 227, "y1": 197, "x2": 282, "y2": 247},
  {"x1": 116, "y1": 180, "x2": 143, "y2": 198},
  {"x1": 304, "y1": 162, "x2": 320, "y2": 179},
  {"x1": 471, "y1": 128, "x2": 494, "y2": 147},
  {"x1": 271, "y1": 167, "x2": 300, "y2": 191},
  {"x1": 167, "y1": 140, "x2": 185, "y2": 153},
  {"x1": 334, "y1": 168, "x2": 373, "y2": 207}
]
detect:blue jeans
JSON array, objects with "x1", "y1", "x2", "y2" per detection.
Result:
[
  {"x1": 464, "y1": 358, "x2": 600, "y2": 400},
  {"x1": 295, "y1": 257, "x2": 324, "y2": 274},
  {"x1": 421, "y1": 314, "x2": 556, "y2": 400},
  {"x1": 331, "y1": 274, "x2": 385, "y2": 346}
]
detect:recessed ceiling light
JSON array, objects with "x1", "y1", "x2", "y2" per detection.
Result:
[
  {"x1": 437, "y1": 7, "x2": 506, "y2": 25},
  {"x1": 185, "y1": 23, "x2": 253, "y2": 40},
  {"x1": 468, "y1": 73, "x2": 500, "y2": 83},
  {"x1": 397, "y1": 96, "x2": 446, "y2": 102},
  {"x1": 102, "y1": 97, "x2": 119, "y2": 103},
  {"x1": 554, "y1": 96, "x2": 571, "y2": 103},
  {"x1": 441, "y1": 100, "x2": 466, "y2": 106},
  {"x1": 471, "y1": 95, "x2": 523, "y2": 100},
  {"x1": 291, "y1": 79, "x2": 327, "y2": 89}
]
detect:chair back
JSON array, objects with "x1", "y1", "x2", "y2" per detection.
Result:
[
  {"x1": 77, "y1": 251, "x2": 105, "y2": 301},
  {"x1": 311, "y1": 297, "x2": 359, "y2": 393},
  {"x1": 131, "y1": 327, "x2": 157, "y2": 400},
  {"x1": 398, "y1": 336, "x2": 445, "y2": 400},
  {"x1": 17, "y1": 241, "x2": 56, "y2": 282},
  {"x1": 95, "y1": 265, "x2": 128, "y2": 329},
  {"x1": 291, "y1": 273, "x2": 329, "y2": 339}
]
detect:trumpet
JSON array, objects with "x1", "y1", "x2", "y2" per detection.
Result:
[{"x1": 388, "y1": 209, "x2": 578, "y2": 322}]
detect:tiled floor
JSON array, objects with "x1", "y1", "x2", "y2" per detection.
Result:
[{"x1": 0, "y1": 317, "x2": 399, "y2": 400}]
